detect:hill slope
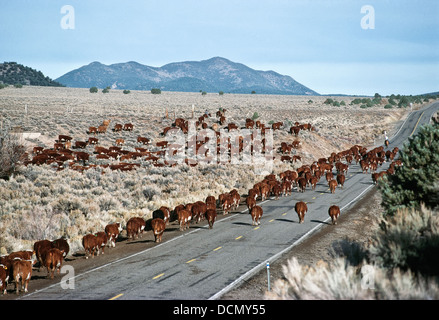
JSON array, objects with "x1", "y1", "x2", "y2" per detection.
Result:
[
  {"x1": 55, "y1": 57, "x2": 318, "y2": 95},
  {"x1": 0, "y1": 62, "x2": 64, "y2": 87}
]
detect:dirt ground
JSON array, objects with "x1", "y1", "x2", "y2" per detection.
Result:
[{"x1": 220, "y1": 186, "x2": 383, "y2": 300}]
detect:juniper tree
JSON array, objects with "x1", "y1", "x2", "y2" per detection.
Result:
[{"x1": 379, "y1": 122, "x2": 439, "y2": 217}]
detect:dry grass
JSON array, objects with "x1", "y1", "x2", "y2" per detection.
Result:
[{"x1": 0, "y1": 86, "x2": 415, "y2": 255}]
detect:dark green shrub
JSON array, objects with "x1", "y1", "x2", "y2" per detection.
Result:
[
  {"x1": 89, "y1": 86, "x2": 98, "y2": 93},
  {"x1": 151, "y1": 88, "x2": 161, "y2": 94}
]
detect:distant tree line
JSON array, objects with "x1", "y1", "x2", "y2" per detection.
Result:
[{"x1": 0, "y1": 62, "x2": 64, "y2": 87}]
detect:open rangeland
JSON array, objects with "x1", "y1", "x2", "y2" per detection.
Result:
[{"x1": 0, "y1": 86, "x2": 422, "y2": 297}]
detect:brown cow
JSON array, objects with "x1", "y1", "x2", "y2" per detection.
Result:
[
  {"x1": 329, "y1": 179, "x2": 338, "y2": 193},
  {"x1": 95, "y1": 232, "x2": 108, "y2": 255},
  {"x1": 205, "y1": 209, "x2": 217, "y2": 229},
  {"x1": 295, "y1": 201, "x2": 307, "y2": 224},
  {"x1": 250, "y1": 205, "x2": 263, "y2": 226},
  {"x1": 12, "y1": 259, "x2": 34, "y2": 294},
  {"x1": 126, "y1": 217, "x2": 146, "y2": 240},
  {"x1": 328, "y1": 205, "x2": 341, "y2": 225},
  {"x1": 52, "y1": 237, "x2": 69, "y2": 259},
  {"x1": 44, "y1": 248, "x2": 64, "y2": 279},
  {"x1": 105, "y1": 223, "x2": 122, "y2": 247},
  {"x1": 297, "y1": 177, "x2": 307, "y2": 193},
  {"x1": 151, "y1": 218, "x2": 166, "y2": 243},
  {"x1": 115, "y1": 138, "x2": 125, "y2": 146},
  {"x1": 177, "y1": 209, "x2": 191, "y2": 231},
  {"x1": 0, "y1": 264, "x2": 7, "y2": 294},
  {"x1": 246, "y1": 196, "x2": 256, "y2": 211},
  {"x1": 336, "y1": 174, "x2": 346, "y2": 189},
  {"x1": 34, "y1": 240, "x2": 54, "y2": 269},
  {"x1": 82, "y1": 234, "x2": 98, "y2": 259},
  {"x1": 113, "y1": 124, "x2": 123, "y2": 132},
  {"x1": 137, "y1": 136, "x2": 150, "y2": 145},
  {"x1": 123, "y1": 123, "x2": 134, "y2": 131}
]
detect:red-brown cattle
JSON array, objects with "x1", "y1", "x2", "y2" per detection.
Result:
[
  {"x1": 229, "y1": 189, "x2": 241, "y2": 210},
  {"x1": 0, "y1": 264, "x2": 7, "y2": 294},
  {"x1": 126, "y1": 217, "x2": 146, "y2": 240},
  {"x1": 250, "y1": 205, "x2": 263, "y2": 226},
  {"x1": 297, "y1": 177, "x2": 307, "y2": 193},
  {"x1": 205, "y1": 209, "x2": 217, "y2": 229},
  {"x1": 329, "y1": 179, "x2": 338, "y2": 193},
  {"x1": 151, "y1": 218, "x2": 166, "y2": 243},
  {"x1": 328, "y1": 205, "x2": 341, "y2": 225},
  {"x1": 310, "y1": 176, "x2": 318, "y2": 191},
  {"x1": 246, "y1": 196, "x2": 256, "y2": 211},
  {"x1": 12, "y1": 259, "x2": 34, "y2": 294},
  {"x1": 336, "y1": 174, "x2": 346, "y2": 189},
  {"x1": 137, "y1": 136, "x2": 150, "y2": 145},
  {"x1": 52, "y1": 237, "x2": 69, "y2": 259},
  {"x1": 44, "y1": 248, "x2": 64, "y2": 279},
  {"x1": 177, "y1": 209, "x2": 191, "y2": 231},
  {"x1": 113, "y1": 124, "x2": 123, "y2": 132},
  {"x1": 123, "y1": 123, "x2": 134, "y2": 131},
  {"x1": 295, "y1": 201, "x2": 308, "y2": 224},
  {"x1": 82, "y1": 234, "x2": 98, "y2": 259},
  {"x1": 105, "y1": 223, "x2": 122, "y2": 247},
  {"x1": 95, "y1": 232, "x2": 108, "y2": 255},
  {"x1": 34, "y1": 240, "x2": 54, "y2": 269}
]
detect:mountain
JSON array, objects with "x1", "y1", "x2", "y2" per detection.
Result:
[
  {"x1": 55, "y1": 57, "x2": 319, "y2": 95},
  {"x1": 0, "y1": 62, "x2": 64, "y2": 87}
]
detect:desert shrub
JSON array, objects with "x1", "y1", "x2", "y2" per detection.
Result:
[
  {"x1": 368, "y1": 205, "x2": 439, "y2": 277},
  {"x1": 384, "y1": 104, "x2": 393, "y2": 109},
  {"x1": 151, "y1": 88, "x2": 161, "y2": 94},
  {"x1": 265, "y1": 256, "x2": 439, "y2": 300},
  {"x1": 0, "y1": 127, "x2": 26, "y2": 180},
  {"x1": 123, "y1": 90, "x2": 131, "y2": 94},
  {"x1": 379, "y1": 122, "x2": 439, "y2": 216},
  {"x1": 89, "y1": 86, "x2": 98, "y2": 93}
]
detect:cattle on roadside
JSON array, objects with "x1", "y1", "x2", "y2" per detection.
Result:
[
  {"x1": 250, "y1": 205, "x2": 263, "y2": 226},
  {"x1": 12, "y1": 259, "x2": 34, "y2": 294},
  {"x1": 151, "y1": 218, "x2": 166, "y2": 243},
  {"x1": 336, "y1": 174, "x2": 346, "y2": 189},
  {"x1": 105, "y1": 223, "x2": 122, "y2": 247},
  {"x1": 328, "y1": 205, "x2": 341, "y2": 225},
  {"x1": 0, "y1": 264, "x2": 7, "y2": 294},
  {"x1": 329, "y1": 179, "x2": 338, "y2": 193},
  {"x1": 43, "y1": 248, "x2": 64, "y2": 279},
  {"x1": 52, "y1": 237, "x2": 69, "y2": 259},
  {"x1": 126, "y1": 217, "x2": 146, "y2": 240},
  {"x1": 95, "y1": 232, "x2": 108, "y2": 255},
  {"x1": 177, "y1": 209, "x2": 191, "y2": 231},
  {"x1": 295, "y1": 201, "x2": 308, "y2": 224},
  {"x1": 205, "y1": 209, "x2": 217, "y2": 229},
  {"x1": 34, "y1": 240, "x2": 54, "y2": 270},
  {"x1": 82, "y1": 234, "x2": 98, "y2": 259}
]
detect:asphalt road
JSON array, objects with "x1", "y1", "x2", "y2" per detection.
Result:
[{"x1": 21, "y1": 101, "x2": 438, "y2": 300}]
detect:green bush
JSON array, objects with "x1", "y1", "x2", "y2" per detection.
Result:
[
  {"x1": 89, "y1": 86, "x2": 98, "y2": 93},
  {"x1": 379, "y1": 122, "x2": 439, "y2": 216},
  {"x1": 384, "y1": 104, "x2": 393, "y2": 109},
  {"x1": 123, "y1": 90, "x2": 131, "y2": 94},
  {"x1": 151, "y1": 88, "x2": 161, "y2": 94}
]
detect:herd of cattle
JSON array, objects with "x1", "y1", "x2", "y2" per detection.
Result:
[{"x1": 1, "y1": 108, "x2": 403, "y2": 296}]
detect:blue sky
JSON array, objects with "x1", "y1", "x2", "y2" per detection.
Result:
[{"x1": 0, "y1": 0, "x2": 438, "y2": 95}]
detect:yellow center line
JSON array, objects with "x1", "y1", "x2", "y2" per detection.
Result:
[
  {"x1": 254, "y1": 226, "x2": 260, "y2": 230},
  {"x1": 269, "y1": 219, "x2": 274, "y2": 222},
  {"x1": 410, "y1": 111, "x2": 424, "y2": 137},
  {"x1": 282, "y1": 213, "x2": 287, "y2": 216},
  {"x1": 153, "y1": 273, "x2": 165, "y2": 280},
  {"x1": 186, "y1": 259, "x2": 196, "y2": 264},
  {"x1": 235, "y1": 236, "x2": 243, "y2": 240},
  {"x1": 109, "y1": 293, "x2": 123, "y2": 300},
  {"x1": 213, "y1": 246, "x2": 222, "y2": 251},
  {"x1": 312, "y1": 197, "x2": 316, "y2": 199}
]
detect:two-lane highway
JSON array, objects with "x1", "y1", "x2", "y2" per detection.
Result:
[{"x1": 22, "y1": 101, "x2": 438, "y2": 300}]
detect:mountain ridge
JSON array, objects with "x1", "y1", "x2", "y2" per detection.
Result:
[{"x1": 55, "y1": 57, "x2": 319, "y2": 95}]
